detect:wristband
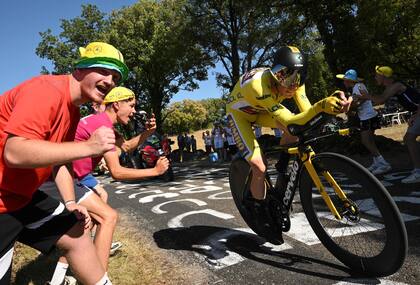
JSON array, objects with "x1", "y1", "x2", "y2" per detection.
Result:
[{"x1": 64, "y1": 200, "x2": 76, "y2": 206}]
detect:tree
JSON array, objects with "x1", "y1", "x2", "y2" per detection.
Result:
[
  {"x1": 109, "y1": 0, "x2": 214, "y2": 129},
  {"x1": 200, "y1": 98, "x2": 226, "y2": 126},
  {"x1": 291, "y1": 0, "x2": 420, "y2": 88},
  {"x1": 36, "y1": 4, "x2": 109, "y2": 75},
  {"x1": 35, "y1": 1, "x2": 214, "y2": 132},
  {"x1": 162, "y1": 99, "x2": 208, "y2": 134},
  {"x1": 187, "y1": 0, "x2": 307, "y2": 92}
]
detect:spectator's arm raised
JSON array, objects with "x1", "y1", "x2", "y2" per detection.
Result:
[{"x1": 3, "y1": 125, "x2": 115, "y2": 168}]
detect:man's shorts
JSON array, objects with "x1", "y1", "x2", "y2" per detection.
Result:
[
  {"x1": 39, "y1": 176, "x2": 98, "y2": 204},
  {"x1": 407, "y1": 115, "x2": 420, "y2": 135},
  {"x1": 0, "y1": 191, "x2": 78, "y2": 283},
  {"x1": 359, "y1": 115, "x2": 381, "y2": 131}
]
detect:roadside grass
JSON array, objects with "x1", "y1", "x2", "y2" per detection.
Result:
[{"x1": 12, "y1": 211, "x2": 209, "y2": 285}]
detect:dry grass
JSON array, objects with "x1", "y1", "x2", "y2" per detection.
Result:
[{"x1": 11, "y1": 211, "x2": 209, "y2": 285}]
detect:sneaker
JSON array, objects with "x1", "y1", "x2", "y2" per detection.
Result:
[
  {"x1": 371, "y1": 162, "x2": 392, "y2": 175},
  {"x1": 401, "y1": 171, "x2": 420, "y2": 184},
  {"x1": 62, "y1": 276, "x2": 77, "y2": 285},
  {"x1": 110, "y1": 241, "x2": 123, "y2": 256},
  {"x1": 367, "y1": 161, "x2": 379, "y2": 171}
]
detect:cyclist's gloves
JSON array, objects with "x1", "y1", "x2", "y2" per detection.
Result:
[{"x1": 313, "y1": 96, "x2": 343, "y2": 115}]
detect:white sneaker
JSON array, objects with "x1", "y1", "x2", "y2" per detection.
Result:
[
  {"x1": 401, "y1": 171, "x2": 420, "y2": 184},
  {"x1": 367, "y1": 161, "x2": 379, "y2": 171},
  {"x1": 371, "y1": 162, "x2": 392, "y2": 175},
  {"x1": 110, "y1": 241, "x2": 123, "y2": 256},
  {"x1": 62, "y1": 276, "x2": 77, "y2": 285}
]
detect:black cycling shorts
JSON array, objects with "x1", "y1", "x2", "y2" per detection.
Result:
[
  {"x1": 359, "y1": 115, "x2": 381, "y2": 131},
  {"x1": 0, "y1": 190, "x2": 78, "y2": 284}
]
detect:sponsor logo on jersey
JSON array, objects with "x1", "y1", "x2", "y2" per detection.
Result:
[
  {"x1": 256, "y1": 94, "x2": 271, "y2": 100},
  {"x1": 227, "y1": 114, "x2": 249, "y2": 157}
]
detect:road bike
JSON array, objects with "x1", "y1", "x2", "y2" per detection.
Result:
[{"x1": 229, "y1": 115, "x2": 407, "y2": 277}]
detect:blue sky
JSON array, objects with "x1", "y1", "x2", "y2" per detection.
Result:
[{"x1": 0, "y1": 0, "x2": 221, "y2": 103}]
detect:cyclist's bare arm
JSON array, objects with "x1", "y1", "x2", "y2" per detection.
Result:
[
  {"x1": 103, "y1": 149, "x2": 169, "y2": 180},
  {"x1": 3, "y1": 126, "x2": 115, "y2": 168}
]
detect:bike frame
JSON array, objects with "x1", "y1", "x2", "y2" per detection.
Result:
[{"x1": 273, "y1": 128, "x2": 353, "y2": 221}]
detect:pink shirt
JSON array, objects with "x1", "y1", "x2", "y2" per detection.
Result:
[{"x1": 72, "y1": 112, "x2": 114, "y2": 179}]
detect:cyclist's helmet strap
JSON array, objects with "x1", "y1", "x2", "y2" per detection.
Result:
[{"x1": 271, "y1": 46, "x2": 307, "y2": 87}]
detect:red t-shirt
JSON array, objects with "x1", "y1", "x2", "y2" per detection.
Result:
[{"x1": 0, "y1": 75, "x2": 80, "y2": 213}]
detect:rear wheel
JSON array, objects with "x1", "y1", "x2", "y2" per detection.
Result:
[
  {"x1": 229, "y1": 158, "x2": 282, "y2": 242},
  {"x1": 299, "y1": 152, "x2": 407, "y2": 276},
  {"x1": 229, "y1": 158, "x2": 258, "y2": 232}
]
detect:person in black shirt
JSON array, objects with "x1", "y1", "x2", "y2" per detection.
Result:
[{"x1": 360, "y1": 65, "x2": 420, "y2": 183}]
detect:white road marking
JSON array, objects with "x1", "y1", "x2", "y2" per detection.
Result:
[
  {"x1": 334, "y1": 278, "x2": 408, "y2": 285},
  {"x1": 167, "y1": 209, "x2": 234, "y2": 228},
  {"x1": 139, "y1": 193, "x2": 179, "y2": 203},
  {"x1": 151, "y1": 199, "x2": 207, "y2": 214},
  {"x1": 207, "y1": 191, "x2": 233, "y2": 200}
]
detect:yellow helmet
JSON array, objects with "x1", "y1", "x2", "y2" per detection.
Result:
[
  {"x1": 75, "y1": 42, "x2": 129, "y2": 83},
  {"x1": 375, "y1": 65, "x2": 393, "y2": 78},
  {"x1": 103, "y1": 87, "x2": 135, "y2": 104}
]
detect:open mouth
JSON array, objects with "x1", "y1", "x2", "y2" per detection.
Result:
[{"x1": 97, "y1": 85, "x2": 109, "y2": 97}]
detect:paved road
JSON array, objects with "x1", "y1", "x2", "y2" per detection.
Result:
[{"x1": 102, "y1": 159, "x2": 420, "y2": 285}]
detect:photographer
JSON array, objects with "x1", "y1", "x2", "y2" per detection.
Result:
[{"x1": 42, "y1": 86, "x2": 169, "y2": 285}]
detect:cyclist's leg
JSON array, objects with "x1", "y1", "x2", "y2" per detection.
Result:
[
  {"x1": 226, "y1": 109, "x2": 267, "y2": 199},
  {"x1": 16, "y1": 190, "x2": 108, "y2": 285}
]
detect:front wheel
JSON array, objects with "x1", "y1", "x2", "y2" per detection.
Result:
[{"x1": 299, "y1": 152, "x2": 407, "y2": 277}]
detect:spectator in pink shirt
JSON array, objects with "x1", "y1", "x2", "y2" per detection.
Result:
[{"x1": 42, "y1": 87, "x2": 169, "y2": 285}]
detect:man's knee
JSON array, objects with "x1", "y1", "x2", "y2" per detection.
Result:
[
  {"x1": 56, "y1": 223, "x2": 92, "y2": 252},
  {"x1": 101, "y1": 207, "x2": 118, "y2": 226}
]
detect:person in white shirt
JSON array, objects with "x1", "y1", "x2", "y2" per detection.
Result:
[
  {"x1": 337, "y1": 69, "x2": 391, "y2": 175},
  {"x1": 254, "y1": 124, "x2": 262, "y2": 138},
  {"x1": 212, "y1": 122, "x2": 225, "y2": 162}
]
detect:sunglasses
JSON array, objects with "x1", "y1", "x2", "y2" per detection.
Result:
[{"x1": 272, "y1": 66, "x2": 301, "y2": 88}]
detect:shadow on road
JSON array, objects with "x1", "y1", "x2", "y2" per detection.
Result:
[{"x1": 153, "y1": 225, "x2": 374, "y2": 281}]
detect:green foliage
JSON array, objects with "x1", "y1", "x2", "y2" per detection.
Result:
[
  {"x1": 356, "y1": 0, "x2": 420, "y2": 82},
  {"x1": 200, "y1": 98, "x2": 227, "y2": 126},
  {"x1": 298, "y1": 30, "x2": 334, "y2": 102},
  {"x1": 107, "y1": 0, "x2": 214, "y2": 130},
  {"x1": 292, "y1": 0, "x2": 419, "y2": 90},
  {"x1": 36, "y1": 4, "x2": 110, "y2": 74},
  {"x1": 162, "y1": 99, "x2": 208, "y2": 134},
  {"x1": 36, "y1": 1, "x2": 213, "y2": 133},
  {"x1": 187, "y1": 0, "x2": 307, "y2": 92}
]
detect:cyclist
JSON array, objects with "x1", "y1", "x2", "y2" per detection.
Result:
[
  {"x1": 336, "y1": 69, "x2": 391, "y2": 175},
  {"x1": 0, "y1": 41, "x2": 127, "y2": 285},
  {"x1": 43, "y1": 86, "x2": 169, "y2": 285},
  {"x1": 226, "y1": 46, "x2": 352, "y2": 239},
  {"x1": 360, "y1": 66, "x2": 420, "y2": 183}
]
